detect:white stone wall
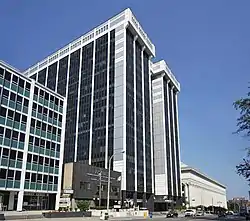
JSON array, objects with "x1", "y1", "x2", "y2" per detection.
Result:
[{"x1": 182, "y1": 171, "x2": 227, "y2": 209}]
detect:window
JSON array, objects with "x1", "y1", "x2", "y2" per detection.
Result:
[
  {"x1": 40, "y1": 139, "x2": 45, "y2": 147},
  {"x1": 18, "y1": 78, "x2": 25, "y2": 88},
  {"x1": 50, "y1": 95, "x2": 54, "y2": 103},
  {"x1": 7, "y1": 170, "x2": 14, "y2": 179},
  {"x1": 52, "y1": 127, "x2": 56, "y2": 135},
  {"x1": 32, "y1": 103, "x2": 37, "y2": 111},
  {"x1": 10, "y1": 92, "x2": 16, "y2": 102},
  {"x1": 2, "y1": 148, "x2": 9, "y2": 158},
  {"x1": 19, "y1": 133, "x2": 25, "y2": 142},
  {"x1": 23, "y1": 98, "x2": 29, "y2": 107},
  {"x1": 25, "y1": 82, "x2": 31, "y2": 91},
  {"x1": 35, "y1": 137, "x2": 39, "y2": 146},
  {"x1": 33, "y1": 154, "x2": 38, "y2": 163},
  {"x1": 39, "y1": 156, "x2": 44, "y2": 165},
  {"x1": 39, "y1": 90, "x2": 44, "y2": 98},
  {"x1": 43, "y1": 175, "x2": 48, "y2": 183},
  {"x1": 2, "y1": 88, "x2": 9, "y2": 99},
  {"x1": 55, "y1": 160, "x2": 59, "y2": 167},
  {"x1": 46, "y1": 141, "x2": 50, "y2": 149},
  {"x1": 31, "y1": 119, "x2": 35, "y2": 127},
  {"x1": 34, "y1": 87, "x2": 38, "y2": 95},
  {"x1": 15, "y1": 171, "x2": 21, "y2": 180},
  {"x1": 5, "y1": 128, "x2": 11, "y2": 138},
  {"x1": 51, "y1": 142, "x2": 56, "y2": 150},
  {"x1": 21, "y1": 115, "x2": 27, "y2": 124},
  {"x1": 0, "y1": 107, "x2": 7, "y2": 117},
  {"x1": 37, "y1": 174, "x2": 42, "y2": 183},
  {"x1": 43, "y1": 107, "x2": 48, "y2": 115},
  {"x1": 49, "y1": 175, "x2": 53, "y2": 184},
  {"x1": 55, "y1": 98, "x2": 59, "y2": 106},
  {"x1": 45, "y1": 92, "x2": 49, "y2": 101},
  {"x1": 50, "y1": 159, "x2": 54, "y2": 167},
  {"x1": 10, "y1": 149, "x2": 16, "y2": 159},
  {"x1": 4, "y1": 71, "x2": 11, "y2": 81},
  {"x1": 45, "y1": 157, "x2": 49, "y2": 166},
  {"x1": 49, "y1": 110, "x2": 53, "y2": 118},
  {"x1": 31, "y1": 173, "x2": 36, "y2": 182},
  {"x1": 14, "y1": 112, "x2": 21, "y2": 122},
  {"x1": 42, "y1": 123, "x2": 46, "y2": 131},
  {"x1": 54, "y1": 176, "x2": 58, "y2": 184},
  {"x1": 27, "y1": 154, "x2": 32, "y2": 163},
  {"x1": 12, "y1": 74, "x2": 18, "y2": 84},
  {"x1": 25, "y1": 172, "x2": 30, "y2": 181},
  {"x1": 0, "y1": 169, "x2": 7, "y2": 179},
  {"x1": 29, "y1": 136, "x2": 33, "y2": 145},
  {"x1": 12, "y1": 131, "x2": 18, "y2": 140},
  {"x1": 36, "y1": 120, "x2": 41, "y2": 129},
  {"x1": 7, "y1": 109, "x2": 14, "y2": 119},
  {"x1": 17, "y1": 95, "x2": 22, "y2": 104},
  {"x1": 17, "y1": 151, "x2": 23, "y2": 160},
  {"x1": 59, "y1": 115, "x2": 62, "y2": 122},
  {"x1": 0, "y1": 126, "x2": 4, "y2": 136}
]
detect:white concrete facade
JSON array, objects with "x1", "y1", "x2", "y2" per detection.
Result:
[
  {"x1": 151, "y1": 60, "x2": 182, "y2": 200},
  {"x1": 181, "y1": 163, "x2": 227, "y2": 209}
]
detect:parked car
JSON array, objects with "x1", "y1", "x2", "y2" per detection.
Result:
[
  {"x1": 166, "y1": 211, "x2": 178, "y2": 218},
  {"x1": 218, "y1": 211, "x2": 226, "y2": 218},
  {"x1": 185, "y1": 209, "x2": 196, "y2": 217},
  {"x1": 196, "y1": 211, "x2": 204, "y2": 216}
]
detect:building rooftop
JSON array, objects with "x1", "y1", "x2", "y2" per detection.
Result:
[
  {"x1": 23, "y1": 8, "x2": 156, "y2": 77},
  {"x1": 181, "y1": 162, "x2": 226, "y2": 189},
  {"x1": 151, "y1": 60, "x2": 180, "y2": 91}
]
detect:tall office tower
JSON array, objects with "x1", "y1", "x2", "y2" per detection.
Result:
[
  {"x1": 24, "y1": 8, "x2": 155, "y2": 208},
  {"x1": 0, "y1": 61, "x2": 66, "y2": 211},
  {"x1": 151, "y1": 60, "x2": 182, "y2": 209}
]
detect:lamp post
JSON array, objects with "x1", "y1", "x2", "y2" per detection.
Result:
[{"x1": 107, "y1": 150, "x2": 125, "y2": 212}]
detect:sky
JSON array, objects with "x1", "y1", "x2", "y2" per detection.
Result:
[{"x1": 0, "y1": 0, "x2": 249, "y2": 199}]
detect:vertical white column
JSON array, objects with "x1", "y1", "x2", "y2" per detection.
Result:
[
  {"x1": 89, "y1": 31, "x2": 96, "y2": 165},
  {"x1": 171, "y1": 86, "x2": 178, "y2": 196},
  {"x1": 74, "y1": 47, "x2": 83, "y2": 162},
  {"x1": 123, "y1": 24, "x2": 128, "y2": 191},
  {"x1": 17, "y1": 80, "x2": 35, "y2": 212},
  {"x1": 133, "y1": 36, "x2": 138, "y2": 191},
  {"x1": 55, "y1": 97, "x2": 68, "y2": 210},
  {"x1": 8, "y1": 192, "x2": 15, "y2": 210},
  {"x1": 45, "y1": 59, "x2": 49, "y2": 87},
  {"x1": 174, "y1": 91, "x2": 181, "y2": 196},
  {"x1": 148, "y1": 59, "x2": 154, "y2": 194},
  {"x1": 166, "y1": 80, "x2": 173, "y2": 196},
  {"x1": 105, "y1": 28, "x2": 111, "y2": 169},
  {"x1": 55, "y1": 59, "x2": 60, "y2": 93},
  {"x1": 161, "y1": 78, "x2": 168, "y2": 195},
  {"x1": 141, "y1": 47, "x2": 146, "y2": 193}
]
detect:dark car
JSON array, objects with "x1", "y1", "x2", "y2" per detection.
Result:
[
  {"x1": 166, "y1": 211, "x2": 178, "y2": 218},
  {"x1": 218, "y1": 212, "x2": 226, "y2": 218},
  {"x1": 245, "y1": 213, "x2": 250, "y2": 220}
]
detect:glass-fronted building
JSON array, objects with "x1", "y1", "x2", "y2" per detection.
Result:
[
  {"x1": 23, "y1": 8, "x2": 155, "y2": 210},
  {"x1": 151, "y1": 60, "x2": 182, "y2": 210},
  {"x1": 0, "y1": 61, "x2": 66, "y2": 211}
]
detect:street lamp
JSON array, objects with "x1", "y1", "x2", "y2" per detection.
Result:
[{"x1": 107, "y1": 150, "x2": 125, "y2": 212}]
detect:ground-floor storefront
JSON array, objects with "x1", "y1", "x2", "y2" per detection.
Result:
[{"x1": 0, "y1": 191, "x2": 57, "y2": 211}]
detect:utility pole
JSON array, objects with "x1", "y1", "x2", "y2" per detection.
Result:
[{"x1": 99, "y1": 171, "x2": 102, "y2": 208}]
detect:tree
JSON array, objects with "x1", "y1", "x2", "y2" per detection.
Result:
[
  {"x1": 76, "y1": 200, "x2": 90, "y2": 211},
  {"x1": 234, "y1": 86, "x2": 250, "y2": 182}
]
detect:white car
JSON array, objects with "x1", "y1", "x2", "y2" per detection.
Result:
[{"x1": 185, "y1": 209, "x2": 196, "y2": 217}]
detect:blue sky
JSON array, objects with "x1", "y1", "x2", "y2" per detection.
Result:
[{"x1": 1, "y1": 0, "x2": 249, "y2": 198}]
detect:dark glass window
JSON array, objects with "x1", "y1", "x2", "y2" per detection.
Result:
[
  {"x1": 38, "y1": 68, "x2": 47, "y2": 86},
  {"x1": 57, "y1": 56, "x2": 69, "y2": 96},
  {"x1": 126, "y1": 29, "x2": 135, "y2": 191},
  {"x1": 15, "y1": 171, "x2": 21, "y2": 180},
  {"x1": 12, "y1": 74, "x2": 18, "y2": 84},
  {"x1": 0, "y1": 169, "x2": 6, "y2": 179},
  {"x1": 4, "y1": 71, "x2": 11, "y2": 81},
  {"x1": 47, "y1": 62, "x2": 57, "y2": 91},
  {"x1": 64, "y1": 49, "x2": 80, "y2": 163},
  {"x1": 18, "y1": 78, "x2": 25, "y2": 88},
  {"x1": 27, "y1": 154, "x2": 32, "y2": 162},
  {"x1": 0, "y1": 106, "x2": 7, "y2": 117},
  {"x1": 17, "y1": 151, "x2": 23, "y2": 160},
  {"x1": 25, "y1": 82, "x2": 31, "y2": 91}
]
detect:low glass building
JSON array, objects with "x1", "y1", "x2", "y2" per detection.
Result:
[{"x1": 0, "y1": 61, "x2": 66, "y2": 211}]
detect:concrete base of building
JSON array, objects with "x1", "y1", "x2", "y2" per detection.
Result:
[{"x1": 0, "y1": 190, "x2": 57, "y2": 211}]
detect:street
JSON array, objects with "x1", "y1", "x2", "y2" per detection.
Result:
[{"x1": 9, "y1": 215, "x2": 246, "y2": 221}]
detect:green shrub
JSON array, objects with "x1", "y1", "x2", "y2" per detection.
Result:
[{"x1": 76, "y1": 200, "x2": 90, "y2": 211}]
